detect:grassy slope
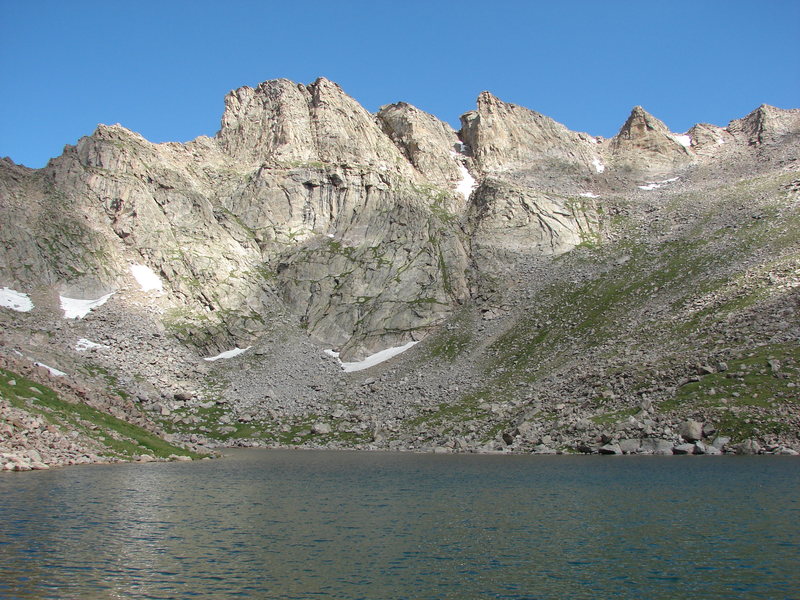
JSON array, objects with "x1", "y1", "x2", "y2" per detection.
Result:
[
  {"x1": 0, "y1": 368, "x2": 203, "y2": 460},
  {"x1": 406, "y1": 171, "x2": 800, "y2": 446}
]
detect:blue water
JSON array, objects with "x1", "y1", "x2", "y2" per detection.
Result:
[{"x1": 1, "y1": 450, "x2": 798, "y2": 599}]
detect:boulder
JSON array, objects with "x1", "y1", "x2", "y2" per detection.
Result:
[
  {"x1": 598, "y1": 443, "x2": 623, "y2": 455},
  {"x1": 776, "y1": 447, "x2": 799, "y2": 456},
  {"x1": 672, "y1": 443, "x2": 696, "y2": 455},
  {"x1": 736, "y1": 439, "x2": 761, "y2": 455},
  {"x1": 679, "y1": 420, "x2": 704, "y2": 442},
  {"x1": 311, "y1": 422, "x2": 331, "y2": 435},
  {"x1": 640, "y1": 438, "x2": 674, "y2": 455},
  {"x1": 711, "y1": 436, "x2": 731, "y2": 450},
  {"x1": 618, "y1": 439, "x2": 641, "y2": 454},
  {"x1": 532, "y1": 444, "x2": 557, "y2": 454}
]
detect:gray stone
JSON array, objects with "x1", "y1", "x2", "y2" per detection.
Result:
[
  {"x1": 598, "y1": 443, "x2": 623, "y2": 455},
  {"x1": 776, "y1": 447, "x2": 799, "y2": 456},
  {"x1": 679, "y1": 420, "x2": 704, "y2": 442},
  {"x1": 618, "y1": 439, "x2": 642, "y2": 454},
  {"x1": 736, "y1": 439, "x2": 761, "y2": 455},
  {"x1": 532, "y1": 444, "x2": 557, "y2": 454},
  {"x1": 672, "y1": 443, "x2": 696, "y2": 455},
  {"x1": 711, "y1": 436, "x2": 731, "y2": 450}
]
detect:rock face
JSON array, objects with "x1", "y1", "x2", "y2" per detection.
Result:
[
  {"x1": 460, "y1": 91, "x2": 602, "y2": 180},
  {"x1": 468, "y1": 177, "x2": 599, "y2": 256},
  {"x1": 727, "y1": 104, "x2": 800, "y2": 146},
  {"x1": 1, "y1": 77, "x2": 799, "y2": 461},
  {"x1": 609, "y1": 106, "x2": 692, "y2": 173},
  {"x1": 218, "y1": 78, "x2": 412, "y2": 172},
  {"x1": 0, "y1": 78, "x2": 622, "y2": 359},
  {"x1": 377, "y1": 102, "x2": 464, "y2": 189},
  {"x1": 0, "y1": 78, "x2": 478, "y2": 359}
]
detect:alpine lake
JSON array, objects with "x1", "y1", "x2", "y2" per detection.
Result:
[{"x1": 1, "y1": 450, "x2": 798, "y2": 599}]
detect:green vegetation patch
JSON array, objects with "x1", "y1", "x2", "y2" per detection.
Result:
[
  {"x1": 164, "y1": 397, "x2": 373, "y2": 447},
  {"x1": 660, "y1": 344, "x2": 799, "y2": 441},
  {"x1": 0, "y1": 368, "x2": 201, "y2": 460},
  {"x1": 663, "y1": 344, "x2": 799, "y2": 411},
  {"x1": 78, "y1": 362, "x2": 130, "y2": 401},
  {"x1": 426, "y1": 329, "x2": 473, "y2": 361},
  {"x1": 589, "y1": 407, "x2": 638, "y2": 425}
]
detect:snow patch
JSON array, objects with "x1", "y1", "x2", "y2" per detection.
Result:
[
  {"x1": 60, "y1": 292, "x2": 115, "y2": 319},
  {"x1": 34, "y1": 362, "x2": 66, "y2": 377},
  {"x1": 130, "y1": 264, "x2": 163, "y2": 293},
  {"x1": 591, "y1": 158, "x2": 606, "y2": 173},
  {"x1": 579, "y1": 192, "x2": 600, "y2": 199},
  {"x1": 638, "y1": 177, "x2": 679, "y2": 191},
  {"x1": 0, "y1": 287, "x2": 34, "y2": 312},
  {"x1": 455, "y1": 164, "x2": 477, "y2": 201},
  {"x1": 329, "y1": 341, "x2": 419, "y2": 372},
  {"x1": 203, "y1": 346, "x2": 251, "y2": 362},
  {"x1": 672, "y1": 134, "x2": 692, "y2": 148},
  {"x1": 75, "y1": 338, "x2": 109, "y2": 352}
]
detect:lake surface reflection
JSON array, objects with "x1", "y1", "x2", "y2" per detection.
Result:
[{"x1": 1, "y1": 450, "x2": 798, "y2": 599}]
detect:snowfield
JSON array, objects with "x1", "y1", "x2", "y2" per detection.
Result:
[
  {"x1": 34, "y1": 362, "x2": 66, "y2": 377},
  {"x1": 450, "y1": 149, "x2": 478, "y2": 201},
  {"x1": 672, "y1": 134, "x2": 692, "y2": 148},
  {"x1": 0, "y1": 287, "x2": 34, "y2": 312},
  {"x1": 327, "y1": 341, "x2": 419, "y2": 372},
  {"x1": 60, "y1": 292, "x2": 115, "y2": 319},
  {"x1": 130, "y1": 264, "x2": 164, "y2": 292},
  {"x1": 455, "y1": 163, "x2": 477, "y2": 200},
  {"x1": 203, "y1": 347, "x2": 252, "y2": 362},
  {"x1": 639, "y1": 177, "x2": 679, "y2": 191},
  {"x1": 75, "y1": 338, "x2": 109, "y2": 352}
]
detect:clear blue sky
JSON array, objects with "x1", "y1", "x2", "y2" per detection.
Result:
[{"x1": 2, "y1": 0, "x2": 798, "y2": 168}]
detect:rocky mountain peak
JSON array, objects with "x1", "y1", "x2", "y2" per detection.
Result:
[
  {"x1": 475, "y1": 91, "x2": 505, "y2": 111},
  {"x1": 727, "y1": 104, "x2": 800, "y2": 146},
  {"x1": 216, "y1": 78, "x2": 413, "y2": 175},
  {"x1": 306, "y1": 76, "x2": 346, "y2": 100},
  {"x1": 613, "y1": 105, "x2": 677, "y2": 143},
  {"x1": 459, "y1": 91, "x2": 601, "y2": 184},
  {"x1": 610, "y1": 105, "x2": 692, "y2": 173},
  {"x1": 1, "y1": 76, "x2": 798, "y2": 462},
  {"x1": 376, "y1": 101, "x2": 463, "y2": 188}
]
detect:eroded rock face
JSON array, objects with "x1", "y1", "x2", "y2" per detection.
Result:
[
  {"x1": 263, "y1": 168, "x2": 471, "y2": 358},
  {"x1": 469, "y1": 177, "x2": 599, "y2": 256},
  {"x1": 217, "y1": 77, "x2": 414, "y2": 176},
  {"x1": 0, "y1": 79, "x2": 475, "y2": 359},
  {"x1": 1, "y1": 77, "x2": 794, "y2": 363},
  {"x1": 687, "y1": 123, "x2": 734, "y2": 155},
  {"x1": 727, "y1": 104, "x2": 800, "y2": 146},
  {"x1": 460, "y1": 91, "x2": 603, "y2": 184},
  {"x1": 377, "y1": 102, "x2": 463, "y2": 187},
  {"x1": 609, "y1": 106, "x2": 692, "y2": 173}
]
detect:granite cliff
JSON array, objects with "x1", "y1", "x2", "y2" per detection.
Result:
[{"x1": 1, "y1": 78, "x2": 798, "y2": 468}]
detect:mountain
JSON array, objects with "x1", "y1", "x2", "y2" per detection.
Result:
[{"x1": 1, "y1": 78, "x2": 798, "y2": 469}]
